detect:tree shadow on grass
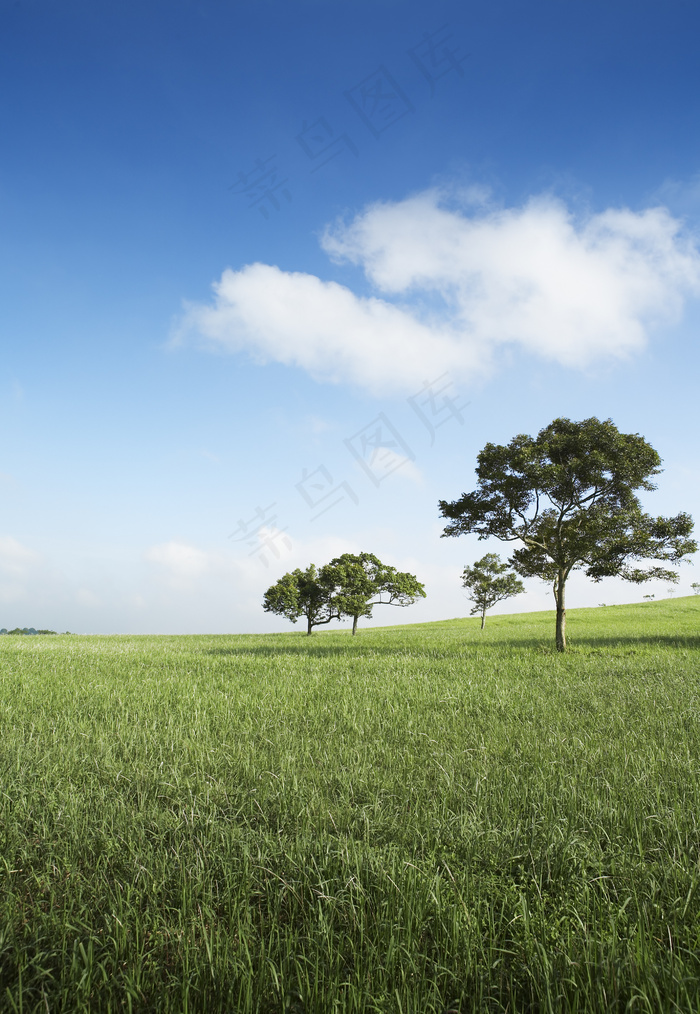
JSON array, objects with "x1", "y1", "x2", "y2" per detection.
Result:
[
  {"x1": 585, "y1": 634, "x2": 700, "y2": 650},
  {"x1": 204, "y1": 632, "x2": 700, "y2": 658},
  {"x1": 204, "y1": 643, "x2": 417, "y2": 658},
  {"x1": 498, "y1": 634, "x2": 700, "y2": 652}
]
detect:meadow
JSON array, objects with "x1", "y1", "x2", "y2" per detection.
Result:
[{"x1": 1, "y1": 598, "x2": 700, "y2": 1013}]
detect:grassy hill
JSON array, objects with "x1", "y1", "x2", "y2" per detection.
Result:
[
  {"x1": 1, "y1": 599, "x2": 699, "y2": 1012},
  {"x1": 376, "y1": 593, "x2": 700, "y2": 641}
]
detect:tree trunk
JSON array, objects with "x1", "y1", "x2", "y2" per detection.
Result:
[
  {"x1": 554, "y1": 570, "x2": 566, "y2": 652},
  {"x1": 307, "y1": 615, "x2": 313, "y2": 636},
  {"x1": 352, "y1": 615, "x2": 358, "y2": 635},
  {"x1": 481, "y1": 605, "x2": 486, "y2": 630}
]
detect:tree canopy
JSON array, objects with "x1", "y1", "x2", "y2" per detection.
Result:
[
  {"x1": 0, "y1": 627, "x2": 55, "y2": 636},
  {"x1": 326, "y1": 552, "x2": 426, "y2": 634},
  {"x1": 461, "y1": 553, "x2": 525, "y2": 629},
  {"x1": 262, "y1": 554, "x2": 426, "y2": 635},
  {"x1": 439, "y1": 417, "x2": 696, "y2": 650},
  {"x1": 262, "y1": 564, "x2": 339, "y2": 635}
]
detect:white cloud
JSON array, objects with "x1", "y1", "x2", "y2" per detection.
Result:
[
  {"x1": 0, "y1": 536, "x2": 41, "y2": 578},
  {"x1": 306, "y1": 415, "x2": 332, "y2": 435},
  {"x1": 352, "y1": 449, "x2": 423, "y2": 485},
  {"x1": 178, "y1": 189, "x2": 700, "y2": 395},
  {"x1": 0, "y1": 536, "x2": 47, "y2": 609},
  {"x1": 652, "y1": 173, "x2": 700, "y2": 218},
  {"x1": 142, "y1": 532, "x2": 358, "y2": 596},
  {"x1": 139, "y1": 532, "x2": 362, "y2": 632},
  {"x1": 145, "y1": 540, "x2": 213, "y2": 580},
  {"x1": 177, "y1": 262, "x2": 462, "y2": 395}
]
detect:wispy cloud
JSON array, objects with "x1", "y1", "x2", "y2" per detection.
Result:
[
  {"x1": 0, "y1": 536, "x2": 45, "y2": 608},
  {"x1": 143, "y1": 532, "x2": 358, "y2": 591},
  {"x1": 144, "y1": 541, "x2": 217, "y2": 584},
  {"x1": 652, "y1": 173, "x2": 700, "y2": 218},
  {"x1": 0, "y1": 473, "x2": 19, "y2": 490},
  {"x1": 306, "y1": 415, "x2": 332, "y2": 435},
  {"x1": 349, "y1": 448, "x2": 423, "y2": 486},
  {"x1": 0, "y1": 536, "x2": 41, "y2": 578},
  {"x1": 177, "y1": 188, "x2": 700, "y2": 395}
]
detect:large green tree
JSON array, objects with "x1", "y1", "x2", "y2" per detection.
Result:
[
  {"x1": 326, "y1": 552, "x2": 426, "y2": 634},
  {"x1": 439, "y1": 417, "x2": 696, "y2": 651},
  {"x1": 461, "y1": 553, "x2": 525, "y2": 629},
  {"x1": 262, "y1": 564, "x2": 339, "y2": 635}
]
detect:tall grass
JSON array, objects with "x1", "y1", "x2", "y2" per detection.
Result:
[{"x1": 1, "y1": 598, "x2": 699, "y2": 1012}]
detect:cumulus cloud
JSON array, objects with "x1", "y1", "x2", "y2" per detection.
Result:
[
  {"x1": 177, "y1": 189, "x2": 700, "y2": 394},
  {"x1": 177, "y1": 262, "x2": 462, "y2": 394}
]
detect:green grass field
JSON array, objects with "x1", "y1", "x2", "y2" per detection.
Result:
[{"x1": 1, "y1": 598, "x2": 700, "y2": 1013}]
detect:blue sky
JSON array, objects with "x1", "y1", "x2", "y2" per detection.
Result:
[{"x1": 2, "y1": 0, "x2": 700, "y2": 633}]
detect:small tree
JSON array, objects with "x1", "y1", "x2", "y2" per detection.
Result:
[
  {"x1": 692, "y1": 583, "x2": 700, "y2": 596},
  {"x1": 461, "y1": 553, "x2": 524, "y2": 629},
  {"x1": 327, "y1": 552, "x2": 426, "y2": 634},
  {"x1": 262, "y1": 564, "x2": 339, "y2": 635},
  {"x1": 439, "y1": 417, "x2": 696, "y2": 651}
]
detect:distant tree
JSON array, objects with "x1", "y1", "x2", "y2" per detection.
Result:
[
  {"x1": 461, "y1": 553, "x2": 525, "y2": 629},
  {"x1": 262, "y1": 564, "x2": 340, "y2": 635},
  {"x1": 692, "y1": 583, "x2": 700, "y2": 596},
  {"x1": 643, "y1": 594, "x2": 655, "y2": 602},
  {"x1": 439, "y1": 417, "x2": 696, "y2": 652},
  {"x1": 326, "y1": 552, "x2": 426, "y2": 634}
]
